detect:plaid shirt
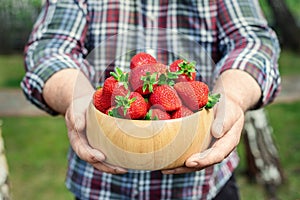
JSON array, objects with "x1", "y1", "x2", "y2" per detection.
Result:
[{"x1": 21, "y1": 0, "x2": 280, "y2": 199}]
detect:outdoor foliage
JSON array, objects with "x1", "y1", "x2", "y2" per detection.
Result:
[{"x1": 0, "y1": 0, "x2": 42, "y2": 53}]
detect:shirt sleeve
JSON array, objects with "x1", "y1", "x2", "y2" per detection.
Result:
[
  {"x1": 216, "y1": 0, "x2": 281, "y2": 107},
  {"x1": 21, "y1": 0, "x2": 92, "y2": 115}
]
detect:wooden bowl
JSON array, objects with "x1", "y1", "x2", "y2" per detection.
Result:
[{"x1": 86, "y1": 102, "x2": 213, "y2": 170}]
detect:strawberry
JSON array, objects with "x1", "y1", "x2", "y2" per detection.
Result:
[
  {"x1": 145, "y1": 108, "x2": 171, "y2": 120},
  {"x1": 174, "y1": 81, "x2": 209, "y2": 111},
  {"x1": 171, "y1": 105, "x2": 194, "y2": 119},
  {"x1": 115, "y1": 92, "x2": 148, "y2": 119},
  {"x1": 111, "y1": 84, "x2": 130, "y2": 105},
  {"x1": 102, "y1": 68, "x2": 129, "y2": 105},
  {"x1": 149, "y1": 84, "x2": 182, "y2": 112},
  {"x1": 169, "y1": 59, "x2": 196, "y2": 82},
  {"x1": 130, "y1": 52, "x2": 157, "y2": 69},
  {"x1": 93, "y1": 87, "x2": 111, "y2": 113},
  {"x1": 102, "y1": 76, "x2": 118, "y2": 97},
  {"x1": 129, "y1": 63, "x2": 167, "y2": 95},
  {"x1": 144, "y1": 97, "x2": 151, "y2": 111}
]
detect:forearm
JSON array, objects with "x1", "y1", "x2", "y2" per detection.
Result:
[
  {"x1": 217, "y1": 0, "x2": 281, "y2": 106},
  {"x1": 214, "y1": 69, "x2": 261, "y2": 112},
  {"x1": 21, "y1": 1, "x2": 90, "y2": 115},
  {"x1": 43, "y1": 69, "x2": 94, "y2": 115}
]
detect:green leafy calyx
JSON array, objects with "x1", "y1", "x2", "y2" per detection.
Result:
[
  {"x1": 141, "y1": 72, "x2": 158, "y2": 92},
  {"x1": 178, "y1": 60, "x2": 196, "y2": 78},
  {"x1": 115, "y1": 93, "x2": 136, "y2": 116},
  {"x1": 205, "y1": 93, "x2": 221, "y2": 109},
  {"x1": 110, "y1": 67, "x2": 129, "y2": 89}
]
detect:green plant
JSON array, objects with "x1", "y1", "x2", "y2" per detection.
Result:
[
  {"x1": 0, "y1": 0, "x2": 42, "y2": 53},
  {"x1": 237, "y1": 101, "x2": 300, "y2": 199},
  {"x1": 1, "y1": 116, "x2": 73, "y2": 200},
  {"x1": 0, "y1": 55, "x2": 25, "y2": 88}
]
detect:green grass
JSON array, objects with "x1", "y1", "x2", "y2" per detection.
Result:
[
  {"x1": 259, "y1": 0, "x2": 300, "y2": 25},
  {"x1": 236, "y1": 101, "x2": 300, "y2": 199},
  {"x1": 0, "y1": 54, "x2": 25, "y2": 88},
  {"x1": 278, "y1": 50, "x2": 300, "y2": 76},
  {"x1": 265, "y1": 102, "x2": 300, "y2": 199},
  {"x1": 1, "y1": 116, "x2": 73, "y2": 200}
]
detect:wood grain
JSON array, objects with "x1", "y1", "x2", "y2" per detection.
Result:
[{"x1": 87, "y1": 103, "x2": 213, "y2": 170}]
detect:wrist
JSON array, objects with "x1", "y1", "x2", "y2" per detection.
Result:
[
  {"x1": 213, "y1": 69, "x2": 261, "y2": 112},
  {"x1": 43, "y1": 69, "x2": 94, "y2": 114}
]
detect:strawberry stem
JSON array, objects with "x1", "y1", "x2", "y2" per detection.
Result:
[
  {"x1": 144, "y1": 110, "x2": 159, "y2": 120},
  {"x1": 178, "y1": 60, "x2": 196, "y2": 78},
  {"x1": 115, "y1": 93, "x2": 136, "y2": 116},
  {"x1": 144, "y1": 110, "x2": 152, "y2": 120},
  {"x1": 110, "y1": 67, "x2": 123, "y2": 80},
  {"x1": 205, "y1": 93, "x2": 221, "y2": 109},
  {"x1": 110, "y1": 67, "x2": 129, "y2": 89},
  {"x1": 108, "y1": 107, "x2": 121, "y2": 118},
  {"x1": 157, "y1": 71, "x2": 180, "y2": 86},
  {"x1": 141, "y1": 72, "x2": 158, "y2": 92}
]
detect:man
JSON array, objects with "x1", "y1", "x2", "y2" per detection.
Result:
[{"x1": 21, "y1": 0, "x2": 280, "y2": 199}]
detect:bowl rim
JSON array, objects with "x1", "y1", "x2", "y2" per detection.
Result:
[{"x1": 90, "y1": 101, "x2": 210, "y2": 123}]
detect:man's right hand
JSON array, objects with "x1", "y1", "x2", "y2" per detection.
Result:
[
  {"x1": 65, "y1": 93, "x2": 128, "y2": 174},
  {"x1": 44, "y1": 69, "x2": 127, "y2": 174}
]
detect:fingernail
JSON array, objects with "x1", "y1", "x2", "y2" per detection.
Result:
[
  {"x1": 91, "y1": 150, "x2": 105, "y2": 161},
  {"x1": 116, "y1": 168, "x2": 127, "y2": 174},
  {"x1": 188, "y1": 161, "x2": 199, "y2": 167}
]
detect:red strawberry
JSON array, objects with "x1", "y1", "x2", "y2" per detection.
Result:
[
  {"x1": 174, "y1": 81, "x2": 209, "y2": 111},
  {"x1": 102, "y1": 68, "x2": 130, "y2": 105},
  {"x1": 169, "y1": 59, "x2": 196, "y2": 82},
  {"x1": 146, "y1": 108, "x2": 171, "y2": 120},
  {"x1": 93, "y1": 87, "x2": 111, "y2": 113},
  {"x1": 115, "y1": 92, "x2": 148, "y2": 119},
  {"x1": 171, "y1": 106, "x2": 194, "y2": 119},
  {"x1": 111, "y1": 83, "x2": 130, "y2": 105},
  {"x1": 149, "y1": 85, "x2": 182, "y2": 112},
  {"x1": 130, "y1": 52, "x2": 157, "y2": 69},
  {"x1": 102, "y1": 76, "x2": 118, "y2": 97},
  {"x1": 144, "y1": 98, "x2": 151, "y2": 111},
  {"x1": 129, "y1": 63, "x2": 167, "y2": 95}
]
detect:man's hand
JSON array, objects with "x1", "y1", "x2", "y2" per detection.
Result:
[
  {"x1": 65, "y1": 93, "x2": 127, "y2": 174},
  {"x1": 162, "y1": 69, "x2": 261, "y2": 174},
  {"x1": 162, "y1": 94, "x2": 244, "y2": 174},
  {"x1": 44, "y1": 69, "x2": 127, "y2": 174}
]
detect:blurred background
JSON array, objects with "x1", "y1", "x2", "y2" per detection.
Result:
[{"x1": 0, "y1": 0, "x2": 299, "y2": 199}]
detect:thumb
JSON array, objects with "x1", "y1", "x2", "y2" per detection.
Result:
[
  {"x1": 210, "y1": 96, "x2": 238, "y2": 139},
  {"x1": 73, "y1": 113, "x2": 86, "y2": 132},
  {"x1": 211, "y1": 103, "x2": 226, "y2": 138},
  {"x1": 65, "y1": 105, "x2": 106, "y2": 163}
]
